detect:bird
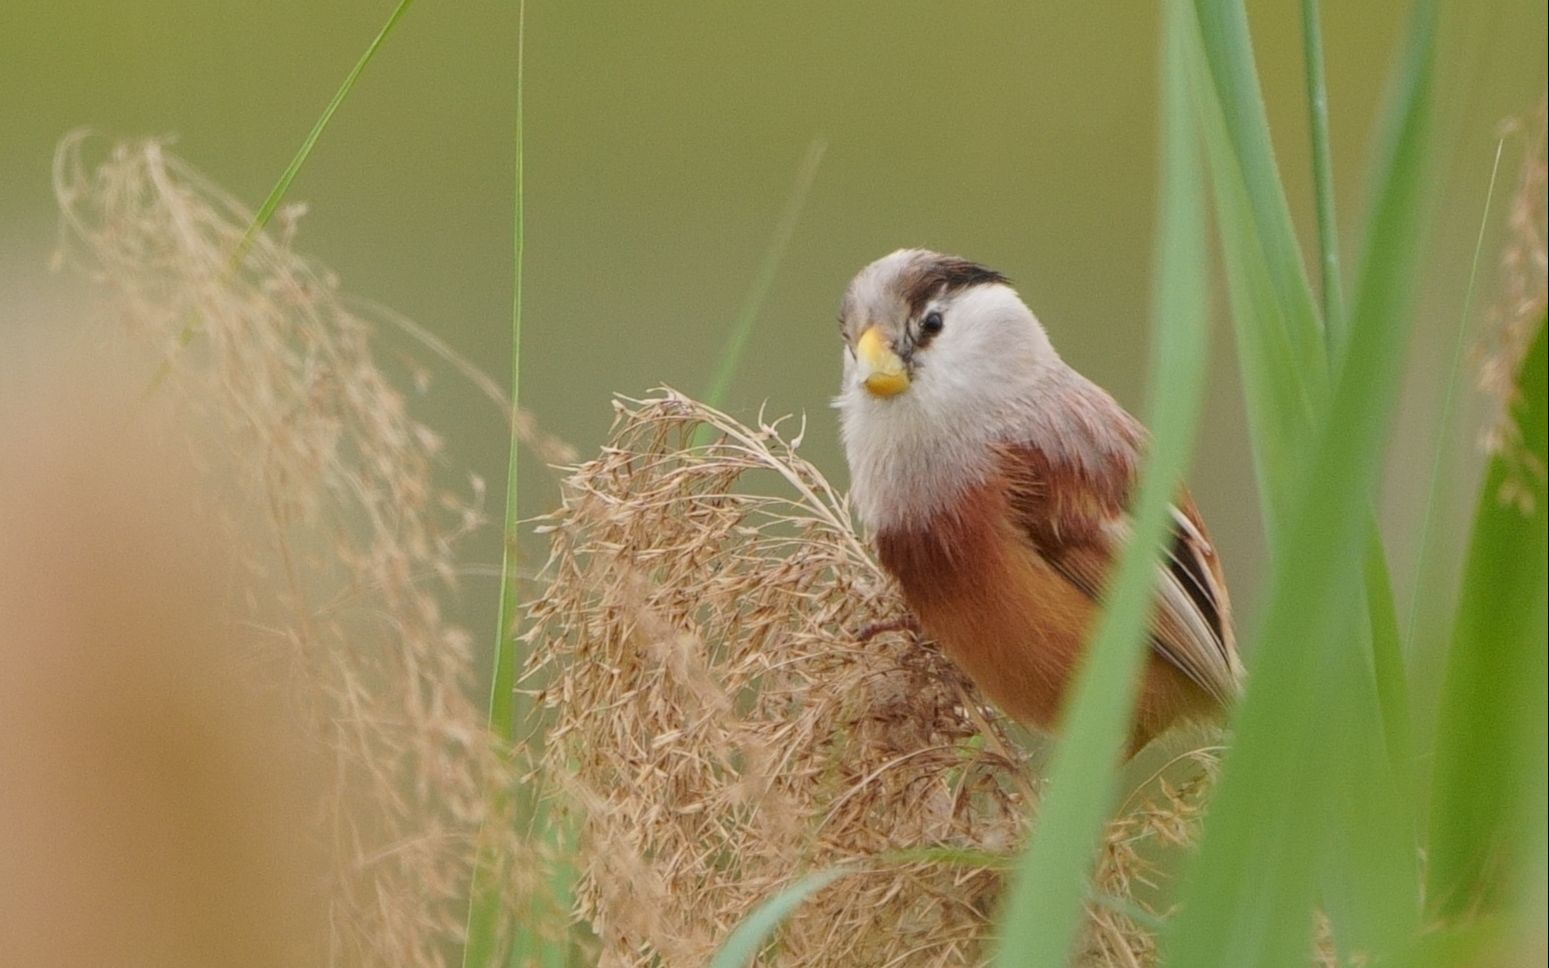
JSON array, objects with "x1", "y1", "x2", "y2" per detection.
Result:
[{"x1": 835, "y1": 249, "x2": 1242, "y2": 754}]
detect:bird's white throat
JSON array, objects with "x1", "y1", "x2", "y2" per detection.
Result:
[{"x1": 838, "y1": 284, "x2": 1064, "y2": 533}]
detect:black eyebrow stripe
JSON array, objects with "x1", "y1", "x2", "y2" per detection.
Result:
[{"x1": 900, "y1": 257, "x2": 1008, "y2": 317}]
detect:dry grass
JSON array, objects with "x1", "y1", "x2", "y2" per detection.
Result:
[
  {"x1": 50, "y1": 135, "x2": 547, "y2": 966},
  {"x1": 44, "y1": 135, "x2": 1218, "y2": 967},
  {"x1": 527, "y1": 393, "x2": 1214, "y2": 967},
  {"x1": 1480, "y1": 95, "x2": 1548, "y2": 511}
]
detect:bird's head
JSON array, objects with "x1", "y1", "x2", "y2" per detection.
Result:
[
  {"x1": 835, "y1": 249, "x2": 1064, "y2": 530},
  {"x1": 837, "y1": 248, "x2": 1056, "y2": 412}
]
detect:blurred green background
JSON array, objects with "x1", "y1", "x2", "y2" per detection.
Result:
[{"x1": 3, "y1": 0, "x2": 1544, "y2": 624}]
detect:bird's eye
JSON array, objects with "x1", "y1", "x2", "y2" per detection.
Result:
[{"x1": 920, "y1": 310, "x2": 945, "y2": 338}]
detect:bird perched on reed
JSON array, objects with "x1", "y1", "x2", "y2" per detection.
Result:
[{"x1": 836, "y1": 249, "x2": 1243, "y2": 753}]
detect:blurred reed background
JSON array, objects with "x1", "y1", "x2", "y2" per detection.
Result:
[
  {"x1": 0, "y1": 376, "x2": 326, "y2": 967},
  {"x1": 1, "y1": 1, "x2": 1545, "y2": 965},
  {"x1": 3, "y1": 0, "x2": 1543, "y2": 618}
]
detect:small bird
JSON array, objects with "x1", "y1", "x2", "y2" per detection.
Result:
[{"x1": 836, "y1": 249, "x2": 1242, "y2": 753}]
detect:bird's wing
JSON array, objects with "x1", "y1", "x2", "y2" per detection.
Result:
[{"x1": 997, "y1": 441, "x2": 1241, "y2": 706}]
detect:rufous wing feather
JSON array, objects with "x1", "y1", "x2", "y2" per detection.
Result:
[{"x1": 997, "y1": 441, "x2": 1242, "y2": 709}]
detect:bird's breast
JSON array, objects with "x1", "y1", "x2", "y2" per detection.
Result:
[{"x1": 874, "y1": 480, "x2": 1095, "y2": 729}]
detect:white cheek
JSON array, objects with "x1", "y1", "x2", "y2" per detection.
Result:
[
  {"x1": 836, "y1": 285, "x2": 1062, "y2": 533},
  {"x1": 912, "y1": 326, "x2": 1002, "y2": 415}
]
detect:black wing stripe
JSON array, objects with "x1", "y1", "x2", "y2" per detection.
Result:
[{"x1": 1165, "y1": 523, "x2": 1223, "y2": 648}]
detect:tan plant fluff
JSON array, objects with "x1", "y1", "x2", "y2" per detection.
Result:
[
  {"x1": 51, "y1": 136, "x2": 548, "y2": 966},
  {"x1": 50, "y1": 134, "x2": 1215, "y2": 966},
  {"x1": 527, "y1": 392, "x2": 1213, "y2": 967},
  {"x1": 1480, "y1": 95, "x2": 1548, "y2": 512}
]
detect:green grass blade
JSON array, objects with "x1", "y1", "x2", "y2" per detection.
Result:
[
  {"x1": 1362, "y1": 531, "x2": 1412, "y2": 776},
  {"x1": 696, "y1": 138, "x2": 826, "y2": 439},
  {"x1": 989, "y1": 2, "x2": 1212, "y2": 962},
  {"x1": 1194, "y1": 46, "x2": 1315, "y2": 533},
  {"x1": 1427, "y1": 314, "x2": 1548, "y2": 918},
  {"x1": 1404, "y1": 137, "x2": 1507, "y2": 653},
  {"x1": 532, "y1": 809, "x2": 579, "y2": 968},
  {"x1": 709, "y1": 869, "x2": 850, "y2": 968},
  {"x1": 1196, "y1": 0, "x2": 1411, "y2": 800},
  {"x1": 138, "y1": 0, "x2": 419, "y2": 401},
  {"x1": 1193, "y1": 0, "x2": 1327, "y2": 385},
  {"x1": 1316, "y1": 584, "x2": 1420, "y2": 962},
  {"x1": 1393, "y1": 916, "x2": 1520, "y2": 968},
  {"x1": 464, "y1": 2, "x2": 529, "y2": 964},
  {"x1": 711, "y1": 845, "x2": 1034, "y2": 966},
  {"x1": 1300, "y1": 0, "x2": 1346, "y2": 352},
  {"x1": 234, "y1": 0, "x2": 418, "y2": 268},
  {"x1": 1162, "y1": 3, "x2": 1436, "y2": 962},
  {"x1": 488, "y1": 0, "x2": 529, "y2": 748}
]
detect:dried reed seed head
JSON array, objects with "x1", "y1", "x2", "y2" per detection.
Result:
[
  {"x1": 48, "y1": 134, "x2": 1216, "y2": 967},
  {"x1": 50, "y1": 135, "x2": 555, "y2": 967},
  {"x1": 528, "y1": 392, "x2": 1215, "y2": 967},
  {"x1": 1479, "y1": 96, "x2": 1549, "y2": 513}
]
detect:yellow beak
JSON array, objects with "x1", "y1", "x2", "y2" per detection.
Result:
[{"x1": 856, "y1": 326, "x2": 909, "y2": 397}]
